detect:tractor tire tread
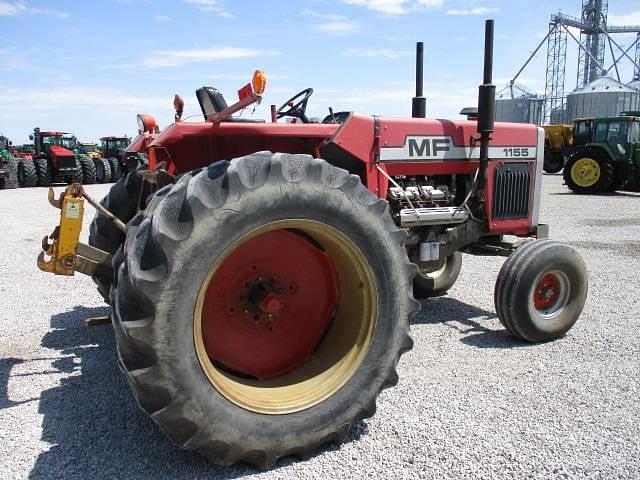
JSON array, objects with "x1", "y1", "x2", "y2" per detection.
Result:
[{"x1": 114, "y1": 152, "x2": 418, "y2": 469}]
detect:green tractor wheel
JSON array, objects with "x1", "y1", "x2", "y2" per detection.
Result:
[{"x1": 563, "y1": 149, "x2": 614, "y2": 194}]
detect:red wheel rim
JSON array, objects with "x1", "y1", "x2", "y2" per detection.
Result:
[
  {"x1": 533, "y1": 273, "x2": 560, "y2": 311},
  {"x1": 201, "y1": 229, "x2": 340, "y2": 380}
]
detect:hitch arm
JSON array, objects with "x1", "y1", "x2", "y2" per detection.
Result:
[{"x1": 37, "y1": 184, "x2": 114, "y2": 277}]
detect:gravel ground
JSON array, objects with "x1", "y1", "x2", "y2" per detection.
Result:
[{"x1": 0, "y1": 174, "x2": 638, "y2": 480}]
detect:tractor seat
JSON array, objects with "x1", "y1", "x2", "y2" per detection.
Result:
[{"x1": 196, "y1": 86, "x2": 265, "y2": 123}]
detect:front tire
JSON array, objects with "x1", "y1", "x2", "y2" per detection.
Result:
[
  {"x1": 543, "y1": 150, "x2": 564, "y2": 174},
  {"x1": 495, "y1": 239, "x2": 588, "y2": 342},
  {"x1": 114, "y1": 152, "x2": 418, "y2": 468},
  {"x1": 34, "y1": 158, "x2": 51, "y2": 186},
  {"x1": 413, "y1": 252, "x2": 462, "y2": 298}
]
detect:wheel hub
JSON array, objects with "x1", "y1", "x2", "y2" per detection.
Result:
[
  {"x1": 571, "y1": 158, "x2": 600, "y2": 187},
  {"x1": 201, "y1": 229, "x2": 340, "y2": 380},
  {"x1": 533, "y1": 273, "x2": 560, "y2": 310}
]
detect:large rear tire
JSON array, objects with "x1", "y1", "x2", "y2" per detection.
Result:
[
  {"x1": 88, "y1": 167, "x2": 145, "y2": 303},
  {"x1": 563, "y1": 149, "x2": 613, "y2": 194},
  {"x1": 113, "y1": 152, "x2": 418, "y2": 468},
  {"x1": 17, "y1": 160, "x2": 37, "y2": 187},
  {"x1": 94, "y1": 157, "x2": 112, "y2": 183},
  {"x1": 1, "y1": 158, "x2": 19, "y2": 189},
  {"x1": 34, "y1": 158, "x2": 51, "y2": 187},
  {"x1": 79, "y1": 157, "x2": 96, "y2": 185},
  {"x1": 108, "y1": 157, "x2": 122, "y2": 182},
  {"x1": 495, "y1": 239, "x2": 587, "y2": 342}
]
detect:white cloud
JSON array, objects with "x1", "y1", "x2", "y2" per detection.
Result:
[
  {"x1": 608, "y1": 10, "x2": 640, "y2": 26},
  {"x1": 446, "y1": 7, "x2": 497, "y2": 15},
  {"x1": 183, "y1": 0, "x2": 232, "y2": 18},
  {"x1": 144, "y1": 46, "x2": 277, "y2": 68},
  {"x1": 302, "y1": 9, "x2": 347, "y2": 22},
  {"x1": 343, "y1": 47, "x2": 412, "y2": 58},
  {"x1": 0, "y1": 1, "x2": 68, "y2": 18},
  {"x1": 153, "y1": 14, "x2": 171, "y2": 22},
  {"x1": 343, "y1": 0, "x2": 443, "y2": 15},
  {"x1": 302, "y1": 9, "x2": 361, "y2": 35},
  {"x1": 315, "y1": 21, "x2": 361, "y2": 35}
]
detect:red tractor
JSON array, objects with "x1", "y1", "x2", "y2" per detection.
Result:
[
  {"x1": 99, "y1": 135, "x2": 137, "y2": 182},
  {"x1": 38, "y1": 22, "x2": 587, "y2": 469},
  {"x1": 19, "y1": 128, "x2": 96, "y2": 187}
]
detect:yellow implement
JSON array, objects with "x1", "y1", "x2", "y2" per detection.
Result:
[{"x1": 37, "y1": 183, "x2": 123, "y2": 277}]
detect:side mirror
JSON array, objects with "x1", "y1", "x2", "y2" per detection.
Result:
[{"x1": 29, "y1": 134, "x2": 34, "y2": 141}]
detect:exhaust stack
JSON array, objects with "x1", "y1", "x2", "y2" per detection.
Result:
[
  {"x1": 473, "y1": 19, "x2": 496, "y2": 206},
  {"x1": 412, "y1": 42, "x2": 426, "y2": 118}
]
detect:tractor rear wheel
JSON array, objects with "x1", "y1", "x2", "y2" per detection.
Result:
[
  {"x1": 108, "y1": 157, "x2": 122, "y2": 182},
  {"x1": 113, "y1": 152, "x2": 418, "y2": 468},
  {"x1": 94, "y1": 158, "x2": 112, "y2": 183},
  {"x1": 494, "y1": 239, "x2": 587, "y2": 342},
  {"x1": 563, "y1": 149, "x2": 613, "y2": 193},
  {"x1": 79, "y1": 157, "x2": 96, "y2": 184},
  {"x1": 88, "y1": 166, "x2": 145, "y2": 303},
  {"x1": 543, "y1": 150, "x2": 564, "y2": 174},
  {"x1": 17, "y1": 160, "x2": 37, "y2": 187},
  {"x1": 413, "y1": 252, "x2": 462, "y2": 298},
  {"x1": 1, "y1": 158, "x2": 19, "y2": 189},
  {"x1": 34, "y1": 158, "x2": 51, "y2": 187}
]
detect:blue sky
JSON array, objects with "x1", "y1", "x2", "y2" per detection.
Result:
[{"x1": 1, "y1": 0, "x2": 639, "y2": 144}]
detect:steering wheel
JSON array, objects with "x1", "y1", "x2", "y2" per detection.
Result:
[{"x1": 276, "y1": 88, "x2": 313, "y2": 123}]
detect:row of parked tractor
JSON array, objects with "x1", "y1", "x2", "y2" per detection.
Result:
[
  {"x1": 542, "y1": 111, "x2": 640, "y2": 194},
  {"x1": 0, "y1": 128, "x2": 137, "y2": 189}
]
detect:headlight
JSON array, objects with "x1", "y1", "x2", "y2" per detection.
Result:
[{"x1": 137, "y1": 114, "x2": 158, "y2": 134}]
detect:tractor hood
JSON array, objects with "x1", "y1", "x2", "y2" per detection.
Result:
[{"x1": 50, "y1": 145, "x2": 75, "y2": 158}]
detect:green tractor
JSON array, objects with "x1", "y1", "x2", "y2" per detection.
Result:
[
  {"x1": 564, "y1": 113, "x2": 640, "y2": 193},
  {"x1": 77, "y1": 141, "x2": 112, "y2": 183},
  {"x1": 0, "y1": 135, "x2": 18, "y2": 189}
]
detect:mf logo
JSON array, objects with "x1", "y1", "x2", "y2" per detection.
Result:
[{"x1": 408, "y1": 137, "x2": 452, "y2": 158}]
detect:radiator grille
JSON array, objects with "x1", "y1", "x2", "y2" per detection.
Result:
[{"x1": 492, "y1": 162, "x2": 531, "y2": 220}]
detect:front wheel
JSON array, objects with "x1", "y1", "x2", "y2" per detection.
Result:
[
  {"x1": 113, "y1": 152, "x2": 418, "y2": 468},
  {"x1": 413, "y1": 252, "x2": 462, "y2": 299},
  {"x1": 34, "y1": 158, "x2": 51, "y2": 186},
  {"x1": 494, "y1": 239, "x2": 588, "y2": 342},
  {"x1": 543, "y1": 150, "x2": 564, "y2": 174}
]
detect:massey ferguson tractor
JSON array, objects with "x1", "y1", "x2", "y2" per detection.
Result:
[
  {"x1": 20, "y1": 128, "x2": 96, "y2": 187},
  {"x1": 37, "y1": 21, "x2": 588, "y2": 469}
]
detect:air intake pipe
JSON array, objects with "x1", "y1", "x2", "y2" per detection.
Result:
[{"x1": 412, "y1": 42, "x2": 426, "y2": 118}]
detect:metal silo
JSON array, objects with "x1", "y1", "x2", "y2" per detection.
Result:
[
  {"x1": 495, "y1": 84, "x2": 544, "y2": 125},
  {"x1": 628, "y1": 79, "x2": 640, "y2": 91},
  {"x1": 564, "y1": 76, "x2": 640, "y2": 122}
]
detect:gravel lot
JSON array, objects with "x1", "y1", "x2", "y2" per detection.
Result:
[{"x1": 1, "y1": 174, "x2": 638, "y2": 480}]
